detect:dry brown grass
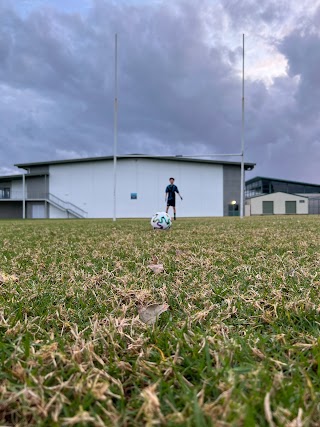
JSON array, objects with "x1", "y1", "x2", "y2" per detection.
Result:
[{"x1": 0, "y1": 216, "x2": 319, "y2": 426}]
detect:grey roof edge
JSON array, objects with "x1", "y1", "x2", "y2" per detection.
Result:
[
  {"x1": 246, "y1": 175, "x2": 320, "y2": 188},
  {"x1": 15, "y1": 155, "x2": 256, "y2": 169},
  {"x1": 246, "y1": 191, "x2": 310, "y2": 200},
  {"x1": 0, "y1": 172, "x2": 49, "y2": 180},
  {"x1": 0, "y1": 174, "x2": 23, "y2": 180}
]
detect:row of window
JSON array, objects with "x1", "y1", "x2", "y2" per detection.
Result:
[{"x1": 246, "y1": 180, "x2": 320, "y2": 198}]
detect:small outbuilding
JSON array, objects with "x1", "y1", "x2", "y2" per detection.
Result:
[{"x1": 245, "y1": 192, "x2": 309, "y2": 216}]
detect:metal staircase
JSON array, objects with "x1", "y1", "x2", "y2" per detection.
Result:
[
  {"x1": 46, "y1": 193, "x2": 88, "y2": 218},
  {"x1": 1, "y1": 190, "x2": 88, "y2": 218}
]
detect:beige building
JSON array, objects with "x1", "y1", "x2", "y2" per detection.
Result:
[{"x1": 245, "y1": 192, "x2": 309, "y2": 216}]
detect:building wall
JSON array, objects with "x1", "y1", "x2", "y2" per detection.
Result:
[
  {"x1": 11, "y1": 179, "x2": 23, "y2": 199},
  {"x1": 49, "y1": 205, "x2": 69, "y2": 218},
  {"x1": 27, "y1": 176, "x2": 48, "y2": 198},
  {"x1": 1, "y1": 176, "x2": 47, "y2": 200},
  {"x1": 249, "y1": 192, "x2": 308, "y2": 215},
  {"x1": 0, "y1": 201, "x2": 22, "y2": 218},
  {"x1": 48, "y1": 159, "x2": 224, "y2": 218},
  {"x1": 26, "y1": 201, "x2": 47, "y2": 218},
  {"x1": 245, "y1": 203, "x2": 251, "y2": 216},
  {"x1": 296, "y1": 193, "x2": 320, "y2": 198},
  {"x1": 0, "y1": 180, "x2": 12, "y2": 190},
  {"x1": 308, "y1": 197, "x2": 320, "y2": 215},
  {"x1": 27, "y1": 166, "x2": 49, "y2": 175},
  {"x1": 223, "y1": 165, "x2": 241, "y2": 216}
]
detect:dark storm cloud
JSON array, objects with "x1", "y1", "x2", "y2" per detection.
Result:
[
  {"x1": 0, "y1": 0, "x2": 319, "y2": 183},
  {"x1": 222, "y1": 0, "x2": 288, "y2": 27},
  {"x1": 280, "y1": 29, "x2": 320, "y2": 119},
  {"x1": 269, "y1": 24, "x2": 320, "y2": 182}
]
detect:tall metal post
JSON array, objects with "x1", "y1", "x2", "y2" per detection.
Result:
[
  {"x1": 113, "y1": 33, "x2": 118, "y2": 222},
  {"x1": 240, "y1": 34, "x2": 245, "y2": 218},
  {"x1": 22, "y1": 173, "x2": 26, "y2": 219}
]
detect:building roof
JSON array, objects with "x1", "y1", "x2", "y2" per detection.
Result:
[
  {"x1": 0, "y1": 173, "x2": 48, "y2": 181},
  {"x1": 0, "y1": 174, "x2": 23, "y2": 180},
  {"x1": 247, "y1": 191, "x2": 310, "y2": 200},
  {"x1": 246, "y1": 176, "x2": 320, "y2": 188},
  {"x1": 15, "y1": 155, "x2": 256, "y2": 170}
]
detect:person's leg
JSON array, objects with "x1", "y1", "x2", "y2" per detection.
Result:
[
  {"x1": 166, "y1": 205, "x2": 169, "y2": 213},
  {"x1": 173, "y1": 206, "x2": 176, "y2": 220}
]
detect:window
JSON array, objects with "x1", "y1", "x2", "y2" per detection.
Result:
[
  {"x1": 131, "y1": 193, "x2": 137, "y2": 200},
  {"x1": 262, "y1": 181, "x2": 270, "y2": 193},
  {"x1": 245, "y1": 180, "x2": 263, "y2": 198},
  {"x1": 305, "y1": 185, "x2": 320, "y2": 194},
  {"x1": 288, "y1": 184, "x2": 305, "y2": 193},
  {"x1": 0, "y1": 188, "x2": 10, "y2": 199},
  {"x1": 299, "y1": 200, "x2": 305, "y2": 203},
  {"x1": 272, "y1": 182, "x2": 288, "y2": 193}
]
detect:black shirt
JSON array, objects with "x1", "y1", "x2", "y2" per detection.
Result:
[{"x1": 166, "y1": 184, "x2": 179, "y2": 200}]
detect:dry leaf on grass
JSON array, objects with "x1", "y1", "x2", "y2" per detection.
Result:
[
  {"x1": 62, "y1": 407, "x2": 96, "y2": 426},
  {"x1": 11, "y1": 363, "x2": 26, "y2": 381},
  {"x1": 264, "y1": 392, "x2": 275, "y2": 427},
  {"x1": 151, "y1": 256, "x2": 159, "y2": 264},
  {"x1": 147, "y1": 264, "x2": 164, "y2": 274},
  {"x1": 138, "y1": 303, "x2": 169, "y2": 325},
  {"x1": 286, "y1": 408, "x2": 303, "y2": 427},
  {"x1": 286, "y1": 269, "x2": 296, "y2": 277},
  {"x1": 251, "y1": 347, "x2": 266, "y2": 360},
  {"x1": 0, "y1": 272, "x2": 19, "y2": 283},
  {"x1": 138, "y1": 383, "x2": 165, "y2": 426},
  {"x1": 176, "y1": 249, "x2": 185, "y2": 256}
]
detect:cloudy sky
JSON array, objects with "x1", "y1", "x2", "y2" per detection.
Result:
[{"x1": 0, "y1": 0, "x2": 320, "y2": 183}]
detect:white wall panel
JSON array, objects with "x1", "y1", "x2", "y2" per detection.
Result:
[
  {"x1": 11, "y1": 179, "x2": 23, "y2": 198},
  {"x1": 49, "y1": 205, "x2": 68, "y2": 219},
  {"x1": 49, "y1": 159, "x2": 224, "y2": 218},
  {"x1": 49, "y1": 161, "x2": 112, "y2": 218}
]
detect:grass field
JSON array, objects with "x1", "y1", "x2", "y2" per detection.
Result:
[{"x1": 0, "y1": 216, "x2": 319, "y2": 427}]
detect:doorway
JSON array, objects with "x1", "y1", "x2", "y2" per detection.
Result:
[
  {"x1": 263, "y1": 201, "x2": 274, "y2": 215},
  {"x1": 285, "y1": 201, "x2": 296, "y2": 214},
  {"x1": 32, "y1": 203, "x2": 46, "y2": 219}
]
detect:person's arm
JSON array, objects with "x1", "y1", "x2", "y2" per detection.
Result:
[
  {"x1": 176, "y1": 186, "x2": 183, "y2": 200},
  {"x1": 165, "y1": 186, "x2": 168, "y2": 202}
]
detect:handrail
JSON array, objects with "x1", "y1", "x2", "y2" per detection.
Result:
[
  {"x1": 0, "y1": 191, "x2": 87, "y2": 218},
  {"x1": 47, "y1": 193, "x2": 87, "y2": 217}
]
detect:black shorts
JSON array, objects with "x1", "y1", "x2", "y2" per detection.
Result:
[{"x1": 167, "y1": 199, "x2": 175, "y2": 207}]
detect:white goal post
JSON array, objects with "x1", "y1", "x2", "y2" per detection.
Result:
[{"x1": 112, "y1": 35, "x2": 246, "y2": 220}]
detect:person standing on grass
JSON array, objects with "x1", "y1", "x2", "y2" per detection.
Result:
[{"x1": 165, "y1": 177, "x2": 183, "y2": 220}]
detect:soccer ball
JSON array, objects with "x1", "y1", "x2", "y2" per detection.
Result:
[{"x1": 151, "y1": 212, "x2": 172, "y2": 230}]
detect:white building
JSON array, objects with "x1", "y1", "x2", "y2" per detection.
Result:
[
  {"x1": 245, "y1": 176, "x2": 320, "y2": 215},
  {"x1": 245, "y1": 192, "x2": 309, "y2": 216},
  {"x1": 0, "y1": 156, "x2": 255, "y2": 219}
]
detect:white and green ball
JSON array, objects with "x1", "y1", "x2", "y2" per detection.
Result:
[{"x1": 151, "y1": 212, "x2": 172, "y2": 230}]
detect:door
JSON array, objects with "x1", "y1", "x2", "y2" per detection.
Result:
[
  {"x1": 262, "y1": 201, "x2": 274, "y2": 214},
  {"x1": 228, "y1": 203, "x2": 239, "y2": 216},
  {"x1": 285, "y1": 201, "x2": 296, "y2": 214},
  {"x1": 32, "y1": 203, "x2": 46, "y2": 219}
]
